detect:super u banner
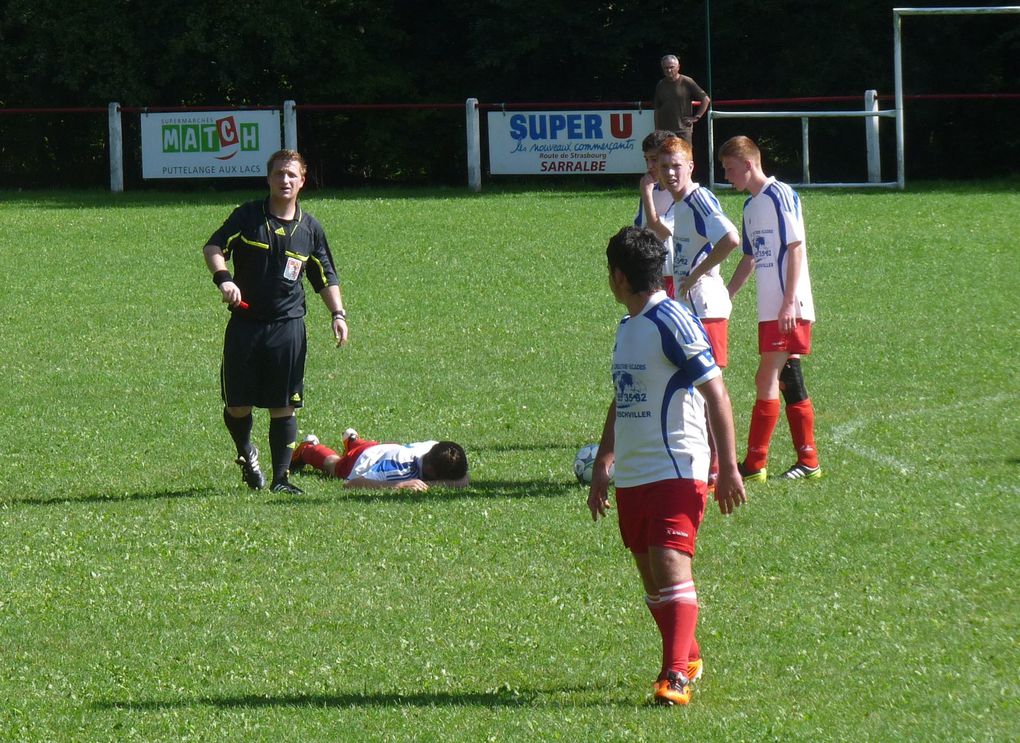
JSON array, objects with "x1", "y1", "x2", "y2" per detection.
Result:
[
  {"x1": 487, "y1": 109, "x2": 653, "y2": 175},
  {"x1": 140, "y1": 110, "x2": 281, "y2": 179}
]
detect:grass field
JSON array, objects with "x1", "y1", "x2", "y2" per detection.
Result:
[{"x1": 1, "y1": 180, "x2": 1017, "y2": 742}]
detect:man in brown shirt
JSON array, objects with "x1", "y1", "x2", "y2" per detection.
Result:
[{"x1": 653, "y1": 54, "x2": 711, "y2": 143}]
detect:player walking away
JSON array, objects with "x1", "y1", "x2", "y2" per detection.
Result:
[
  {"x1": 719, "y1": 135, "x2": 821, "y2": 481},
  {"x1": 651, "y1": 135, "x2": 740, "y2": 490},
  {"x1": 634, "y1": 129, "x2": 677, "y2": 297},
  {"x1": 587, "y1": 226, "x2": 746, "y2": 706},
  {"x1": 291, "y1": 430, "x2": 469, "y2": 490},
  {"x1": 203, "y1": 149, "x2": 349, "y2": 495}
]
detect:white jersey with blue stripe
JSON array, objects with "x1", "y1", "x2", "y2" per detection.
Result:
[
  {"x1": 612, "y1": 291, "x2": 720, "y2": 487},
  {"x1": 348, "y1": 441, "x2": 438, "y2": 482},
  {"x1": 667, "y1": 183, "x2": 736, "y2": 319},
  {"x1": 634, "y1": 184, "x2": 676, "y2": 277},
  {"x1": 741, "y1": 176, "x2": 815, "y2": 322}
]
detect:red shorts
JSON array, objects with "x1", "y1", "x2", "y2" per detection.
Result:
[
  {"x1": 615, "y1": 479, "x2": 708, "y2": 556},
  {"x1": 701, "y1": 318, "x2": 728, "y2": 368},
  {"x1": 758, "y1": 320, "x2": 812, "y2": 355},
  {"x1": 335, "y1": 438, "x2": 380, "y2": 479},
  {"x1": 662, "y1": 275, "x2": 676, "y2": 299}
]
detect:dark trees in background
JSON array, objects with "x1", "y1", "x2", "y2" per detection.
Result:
[{"x1": 0, "y1": 0, "x2": 1016, "y2": 187}]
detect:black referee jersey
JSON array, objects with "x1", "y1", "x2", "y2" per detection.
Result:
[{"x1": 207, "y1": 197, "x2": 339, "y2": 321}]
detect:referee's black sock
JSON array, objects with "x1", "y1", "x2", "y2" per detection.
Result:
[
  {"x1": 223, "y1": 408, "x2": 254, "y2": 458},
  {"x1": 269, "y1": 414, "x2": 298, "y2": 485}
]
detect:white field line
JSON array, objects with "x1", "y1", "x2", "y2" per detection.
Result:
[{"x1": 829, "y1": 393, "x2": 1020, "y2": 493}]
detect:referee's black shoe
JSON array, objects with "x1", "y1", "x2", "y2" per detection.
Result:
[
  {"x1": 271, "y1": 478, "x2": 304, "y2": 495},
  {"x1": 235, "y1": 445, "x2": 266, "y2": 490}
]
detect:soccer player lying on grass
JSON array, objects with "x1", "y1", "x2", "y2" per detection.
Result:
[{"x1": 291, "y1": 429, "x2": 469, "y2": 491}]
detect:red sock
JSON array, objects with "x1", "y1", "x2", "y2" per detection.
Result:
[
  {"x1": 688, "y1": 635, "x2": 701, "y2": 662},
  {"x1": 746, "y1": 398, "x2": 781, "y2": 470},
  {"x1": 650, "y1": 581, "x2": 698, "y2": 677},
  {"x1": 645, "y1": 594, "x2": 669, "y2": 679},
  {"x1": 301, "y1": 443, "x2": 339, "y2": 473},
  {"x1": 785, "y1": 399, "x2": 819, "y2": 467}
]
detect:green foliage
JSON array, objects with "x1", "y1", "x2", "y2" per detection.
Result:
[
  {"x1": 1, "y1": 2, "x2": 1018, "y2": 184},
  {"x1": 0, "y1": 183, "x2": 1017, "y2": 741}
]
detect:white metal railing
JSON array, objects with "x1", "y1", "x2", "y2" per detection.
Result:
[{"x1": 707, "y1": 92, "x2": 898, "y2": 190}]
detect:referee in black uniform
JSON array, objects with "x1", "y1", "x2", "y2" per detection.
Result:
[{"x1": 203, "y1": 149, "x2": 348, "y2": 494}]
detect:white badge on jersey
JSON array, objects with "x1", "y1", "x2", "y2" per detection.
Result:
[{"x1": 283, "y1": 257, "x2": 302, "y2": 281}]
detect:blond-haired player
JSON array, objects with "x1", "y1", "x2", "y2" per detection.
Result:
[
  {"x1": 659, "y1": 136, "x2": 739, "y2": 371},
  {"x1": 716, "y1": 135, "x2": 821, "y2": 480},
  {"x1": 645, "y1": 135, "x2": 741, "y2": 495}
]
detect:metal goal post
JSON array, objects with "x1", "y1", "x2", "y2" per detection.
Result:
[
  {"x1": 893, "y1": 6, "x2": 1020, "y2": 188},
  {"x1": 707, "y1": 7, "x2": 1019, "y2": 191}
]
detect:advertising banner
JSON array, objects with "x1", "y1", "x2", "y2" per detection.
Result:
[
  {"x1": 487, "y1": 109, "x2": 653, "y2": 175},
  {"x1": 140, "y1": 110, "x2": 281, "y2": 179}
]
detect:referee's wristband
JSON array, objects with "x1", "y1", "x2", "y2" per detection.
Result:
[
  {"x1": 332, "y1": 309, "x2": 347, "y2": 321},
  {"x1": 212, "y1": 270, "x2": 233, "y2": 287}
]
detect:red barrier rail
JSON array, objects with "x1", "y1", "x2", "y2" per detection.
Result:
[
  {"x1": 119, "y1": 105, "x2": 280, "y2": 113},
  {"x1": 1, "y1": 93, "x2": 1016, "y2": 116},
  {"x1": 0, "y1": 106, "x2": 108, "y2": 114}
]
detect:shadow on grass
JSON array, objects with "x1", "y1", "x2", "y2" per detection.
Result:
[
  {"x1": 269, "y1": 478, "x2": 579, "y2": 506},
  {"x1": 93, "y1": 684, "x2": 623, "y2": 711},
  {"x1": 2, "y1": 487, "x2": 219, "y2": 507},
  {"x1": 469, "y1": 442, "x2": 587, "y2": 454}
]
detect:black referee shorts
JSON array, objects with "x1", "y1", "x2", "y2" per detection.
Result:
[{"x1": 221, "y1": 316, "x2": 307, "y2": 409}]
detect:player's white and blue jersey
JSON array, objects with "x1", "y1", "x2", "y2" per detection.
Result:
[
  {"x1": 667, "y1": 183, "x2": 736, "y2": 319},
  {"x1": 741, "y1": 176, "x2": 815, "y2": 322},
  {"x1": 612, "y1": 291, "x2": 720, "y2": 487},
  {"x1": 634, "y1": 184, "x2": 676, "y2": 277},
  {"x1": 348, "y1": 441, "x2": 437, "y2": 483}
]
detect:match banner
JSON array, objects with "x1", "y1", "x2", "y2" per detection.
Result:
[
  {"x1": 487, "y1": 109, "x2": 653, "y2": 175},
  {"x1": 140, "y1": 110, "x2": 281, "y2": 179}
]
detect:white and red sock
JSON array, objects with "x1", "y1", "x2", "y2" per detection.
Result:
[{"x1": 649, "y1": 581, "x2": 698, "y2": 678}]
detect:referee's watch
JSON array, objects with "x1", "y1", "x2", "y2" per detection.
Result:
[{"x1": 332, "y1": 309, "x2": 347, "y2": 321}]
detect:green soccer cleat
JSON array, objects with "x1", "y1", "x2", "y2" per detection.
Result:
[{"x1": 737, "y1": 461, "x2": 767, "y2": 483}]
